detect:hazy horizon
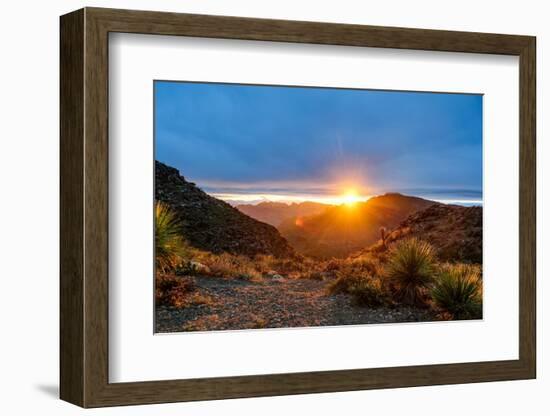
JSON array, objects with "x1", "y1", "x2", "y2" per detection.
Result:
[{"x1": 201, "y1": 186, "x2": 483, "y2": 207}]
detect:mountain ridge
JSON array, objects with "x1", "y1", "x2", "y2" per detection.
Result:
[
  {"x1": 236, "y1": 201, "x2": 330, "y2": 227},
  {"x1": 355, "y1": 203, "x2": 482, "y2": 264},
  {"x1": 278, "y1": 193, "x2": 437, "y2": 259},
  {"x1": 155, "y1": 161, "x2": 296, "y2": 258}
]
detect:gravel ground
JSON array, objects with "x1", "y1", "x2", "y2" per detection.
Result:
[{"x1": 155, "y1": 275, "x2": 438, "y2": 333}]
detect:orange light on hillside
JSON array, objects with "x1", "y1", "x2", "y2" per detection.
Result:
[{"x1": 295, "y1": 217, "x2": 304, "y2": 227}]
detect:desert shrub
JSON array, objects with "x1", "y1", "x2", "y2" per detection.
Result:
[
  {"x1": 326, "y1": 255, "x2": 382, "y2": 295},
  {"x1": 190, "y1": 251, "x2": 319, "y2": 281},
  {"x1": 185, "y1": 292, "x2": 215, "y2": 307},
  {"x1": 349, "y1": 278, "x2": 390, "y2": 307},
  {"x1": 271, "y1": 258, "x2": 292, "y2": 274},
  {"x1": 324, "y1": 258, "x2": 345, "y2": 272},
  {"x1": 384, "y1": 238, "x2": 436, "y2": 306},
  {"x1": 199, "y1": 252, "x2": 262, "y2": 280},
  {"x1": 327, "y1": 267, "x2": 370, "y2": 295},
  {"x1": 236, "y1": 271, "x2": 263, "y2": 282},
  {"x1": 327, "y1": 274, "x2": 362, "y2": 294},
  {"x1": 327, "y1": 264, "x2": 389, "y2": 306},
  {"x1": 155, "y1": 275, "x2": 197, "y2": 308},
  {"x1": 431, "y1": 264, "x2": 482, "y2": 320},
  {"x1": 298, "y1": 271, "x2": 326, "y2": 281},
  {"x1": 252, "y1": 254, "x2": 275, "y2": 274},
  {"x1": 250, "y1": 253, "x2": 321, "y2": 279},
  {"x1": 174, "y1": 261, "x2": 197, "y2": 276},
  {"x1": 155, "y1": 201, "x2": 190, "y2": 274},
  {"x1": 348, "y1": 256, "x2": 380, "y2": 276},
  {"x1": 273, "y1": 257, "x2": 308, "y2": 274}
]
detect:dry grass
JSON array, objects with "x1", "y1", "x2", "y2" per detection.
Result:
[
  {"x1": 350, "y1": 277, "x2": 390, "y2": 307},
  {"x1": 185, "y1": 251, "x2": 325, "y2": 281},
  {"x1": 326, "y1": 254, "x2": 382, "y2": 294},
  {"x1": 184, "y1": 314, "x2": 222, "y2": 331},
  {"x1": 191, "y1": 251, "x2": 263, "y2": 280},
  {"x1": 155, "y1": 274, "x2": 197, "y2": 308},
  {"x1": 155, "y1": 274, "x2": 216, "y2": 309},
  {"x1": 299, "y1": 271, "x2": 326, "y2": 281},
  {"x1": 184, "y1": 313, "x2": 268, "y2": 331},
  {"x1": 325, "y1": 261, "x2": 390, "y2": 307}
]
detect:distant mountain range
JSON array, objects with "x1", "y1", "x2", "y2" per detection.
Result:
[
  {"x1": 236, "y1": 201, "x2": 330, "y2": 227},
  {"x1": 156, "y1": 161, "x2": 481, "y2": 263},
  {"x1": 277, "y1": 193, "x2": 436, "y2": 259},
  {"x1": 155, "y1": 161, "x2": 295, "y2": 258}
]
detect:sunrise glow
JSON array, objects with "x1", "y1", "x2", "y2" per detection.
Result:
[
  {"x1": 339, "y1": 189, "x2": 362, "y2": 206},
  {"x1": 210, "y1": 191, "x2": 371, "y2": 206}
]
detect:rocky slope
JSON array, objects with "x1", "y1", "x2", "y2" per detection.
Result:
[
  {"x1": 155, "y1": 161, "x2": 295, "y2": 258},
  {"x1": 156, "y1": 276, "x2": 436, "y2": 332},
  {"x1": 357, "y1": 203, "x2": 482, "y2": 264},
  {"x1": 236, "y1": 201, "x2": 330, "y2": 227},
  {"x1": 278, "y1": 193, "x2": 436, "y2": 259}
]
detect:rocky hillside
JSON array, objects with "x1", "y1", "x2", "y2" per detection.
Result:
[
  {"x1": 357, "y1": 203, "x2": 482, "y2": 264},
  {"x1": 236, "y1": 201, "x2": 330, "y2": 227},
  {"x1": 278, "y1": 193, "x2": 436, "y2": 259},
  {"x1": 155, "y1": 161, "x2": 295, "y2": 258}
]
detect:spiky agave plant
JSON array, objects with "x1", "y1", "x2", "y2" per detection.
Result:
[
  {"x1": 155, "y1": 201, "x2": 189, "y2": 274},
  {"x1": 384, "y1": 238, "x2": 436, "y2": 306},
  {"x1": 431, "y1": 264, "x2": 482, "y2": 320}
]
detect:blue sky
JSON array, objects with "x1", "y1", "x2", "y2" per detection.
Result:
[{"x1": 155, "y1": 81, "x2": 482, "y2": 205}]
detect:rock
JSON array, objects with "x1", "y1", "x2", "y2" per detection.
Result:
[
  {"x1": 265, "y1": 271, "x2": 284, "y2": 280},
  {"x1": 190, "y1": 261, "x2": 210, "y2": 274}
]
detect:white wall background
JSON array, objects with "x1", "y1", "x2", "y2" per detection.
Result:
[{"x1": 0, "y1": 0, "x2": 546, "y2": 414}]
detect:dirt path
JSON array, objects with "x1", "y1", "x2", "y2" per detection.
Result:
[{"x1": 156, "y1": 276, "x2": 435, "y2": 332}]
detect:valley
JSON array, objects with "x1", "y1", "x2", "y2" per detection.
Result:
[{"x1": 155, "y1": 161, "x2": 483, "y2": 332}]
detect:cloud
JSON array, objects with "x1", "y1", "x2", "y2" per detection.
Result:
[{"x1": 155, "y1": 81, "x2": 482, "y2": 203}]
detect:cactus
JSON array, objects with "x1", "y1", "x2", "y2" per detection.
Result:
[{"x1": 380, "y1": 226, "x2": 388, "y2": 248}]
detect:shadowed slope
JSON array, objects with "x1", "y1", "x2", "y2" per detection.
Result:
[
  {"x1": 355, "y1": 204, "x2": 482, "y2": 264},
  {"x1": 278, "y1": 193, "x2": 436, "y2": 259},
  {"x1": 155, "y1": 161, "x2": 295, "y2": 258}
]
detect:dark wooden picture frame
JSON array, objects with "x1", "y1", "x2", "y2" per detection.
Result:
[{"x1": 60, "y1": 7, "x2": 536, "y2": 408}]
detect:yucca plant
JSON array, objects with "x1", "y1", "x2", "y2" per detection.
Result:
[
  {"x1": 155, "y1": 200, "x2": 189, "y2": 274},
  {"x1": 431, "y1": 264, "x2": 482, "y2": 320},
  {"x1": 384, "y1": 238, "x2": 436, "y2": 306}
]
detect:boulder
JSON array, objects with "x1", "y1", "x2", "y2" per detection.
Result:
[{"x1": 190, "y1": 261, "x2": 211, "y2": 274}]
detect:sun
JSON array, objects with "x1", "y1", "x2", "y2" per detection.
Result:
[{"x1": 340, "y1": 189, "x2": 361, "y2": 206}]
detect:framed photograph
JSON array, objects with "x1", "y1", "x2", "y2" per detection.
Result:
[{"x1": 60, "y1": 7, "x2": 536, "y2": 408}]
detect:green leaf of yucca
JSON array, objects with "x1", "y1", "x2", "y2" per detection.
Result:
[
  {"x1": 384, "y1": 238, "x2": 436, "y2": 306},
  {"x1": 431, "y1": 263, "x2": 482, "y2": 320},
  {"x1": 155, "y1": 201, "x2": 190, "y2": 274}
]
